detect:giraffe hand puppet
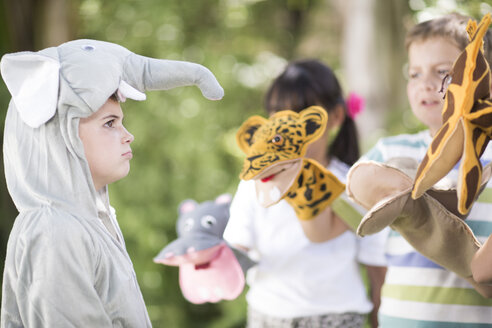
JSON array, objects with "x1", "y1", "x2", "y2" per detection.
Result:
[
  {"x1": 412, "y1": 13, "x2": 492, "y2": 215},
  {"x1": 236, "y1": 106, "x2": 345, "y2": 221},
  {"x1": 154, "y1": 194, "x2": 256, "y2": 304},
  {"x1": 348, "y1": 157, "x2": 492, "y2": 278}
]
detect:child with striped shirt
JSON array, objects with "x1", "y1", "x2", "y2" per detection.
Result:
[{"x1": 360, "y1": 13, "x2": 492, "y2": 327}]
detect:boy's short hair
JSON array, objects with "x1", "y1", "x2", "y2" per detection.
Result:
[
  {"x1": 109, "y1": 93, "x2": 119, "y2": 102},
  {"x1": 405, "y1": 13, "x2": 492, "y2": 67}
]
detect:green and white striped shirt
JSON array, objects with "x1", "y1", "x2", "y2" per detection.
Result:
[{"x1": 363, "y1": 130, "x2": 492, "y2": 327}]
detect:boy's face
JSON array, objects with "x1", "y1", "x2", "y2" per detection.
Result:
[
  {"x1": 79, "y1": 99, "x2": 134, "y2": 191},
  {"x1": 407, "y1": 37, "x2": 461, "y2": 136}
]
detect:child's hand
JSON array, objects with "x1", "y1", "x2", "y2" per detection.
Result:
[
  {"x1": 412, "y1": 14, "x2": 492, "y2": 215},
  {"x1": 153, "y1": 195, "x2": 255, "y2": 304},
  {"x1": 348, "y1": 159, "x2": 491, "y2": 279},
  {"x1": 236, "y1": 106, "x2": 345, "y2": 221},
  {"x1": 280, "y1": 158, "x2": 344, "y2": 221},
  {"x1": 472, "y1": 234, "x2": 492, "y2": 284}
]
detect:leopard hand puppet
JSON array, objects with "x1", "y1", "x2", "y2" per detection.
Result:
[
  {"x1": 236, "y1": 106, "x2": 345, "y2": 221},
  {"x1": 348, "y1": 157, "x2": 492, "y2": 278},
  {"x1": 412, "y1": 14, "x2": 492, "y2": 215},
  {"x1": 154, "y1": 194, "x2": 255, "y2": 304}
]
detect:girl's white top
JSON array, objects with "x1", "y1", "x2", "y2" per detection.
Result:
[{"x1": 224, "y1": 158, "x2": 387, "y2": 318}]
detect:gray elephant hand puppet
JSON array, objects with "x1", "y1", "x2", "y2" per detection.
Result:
[
  {"x1": 0, "y1": 39, "x2": 224, "y2": 128},
  {"x1": 347, "y1": 157, "x2": 492, "y2": 278},
  {"x1": 154, "y1": 194, "x2": 255, "y2": 304}
]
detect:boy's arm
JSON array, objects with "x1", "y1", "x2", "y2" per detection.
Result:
[
  {"x1": 358, "y1": 227, "x2": 388, "y2": 328},
  {"x1": 365, "y1": 265, "x2": 387, "y2": 328},
  {"x1": 472, "y1": 234, "x2": 492, "y2": 284}
]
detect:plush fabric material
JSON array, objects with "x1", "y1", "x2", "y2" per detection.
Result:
[
  {"x1": 0, "y1": 39, "x2": 224, "y2": 327},
  {"x1": 412, "y1": 14, "x2": 492, "y2": 215},
  {"x1": 236, "y1": 106, "x2": 345, "y2": 221},
  {"x1": 0, "y1": 39, "x2": 224, "y2": 128},
  {"x1": 154, "y1": 195, "x2": 255, "y2": 304},
  {"x1": 348, "y1": 159, "x2": 491, "y2": 278},
  {"x1": 178, "y1": 243, "x2": 245, "y2": 304}
]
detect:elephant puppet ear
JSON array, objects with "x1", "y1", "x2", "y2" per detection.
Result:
[
  {"x1": 215, "y1": 194, "x2": 232, "y2": 205},
  {"x1": 178, "y1": 199, "x2": 198, "y2": 215},
  {"x1": 1, "y1": 53, "x2": 60, "y2": 128}
]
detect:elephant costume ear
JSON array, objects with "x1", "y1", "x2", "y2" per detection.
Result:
[{"x1": 1, "y1": 52, "x2": 60, "y2": 128}]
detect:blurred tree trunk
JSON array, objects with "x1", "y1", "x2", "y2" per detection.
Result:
[
  {"x1": 2, "y1": 0, "x2": 35, "y2": 51},
  {"x1": 0, "y1": 0, "x2": 78, "y2": 291},
  {"x1": 36, "y1": 0, "x2": 79, "y2": 48},
  {"x1": 335, "y1": 0, "x2": 409, "y2": 152},
  {"x1": 3, "y1": 0, "x2": 78, "y2": 51}
]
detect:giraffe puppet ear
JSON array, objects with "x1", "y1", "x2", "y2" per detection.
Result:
[
  {"x1": 1, "y1": 52, "x2": 60, "y2": 128},
  {"x1": 236, "y1": 115, "x2": 266, "y2": 154}
]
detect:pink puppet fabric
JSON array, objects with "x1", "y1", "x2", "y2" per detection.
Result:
[
  {"x1": 178, "y1": 243, "x2": 245, "y2": 303},
  {"x1": 154, "y1": 195, "x2": 255, "y2": 304}
]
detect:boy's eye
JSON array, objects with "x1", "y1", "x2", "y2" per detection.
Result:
[
  {"x1": 105, "y1": 120, "x2": 115, "y2": 128},
  {"x1": 409, "y1": 72, "x2": 420, "y2": 79},
  {"x1": 437, "y1": 69, "x2": 449, "y2": 77}
]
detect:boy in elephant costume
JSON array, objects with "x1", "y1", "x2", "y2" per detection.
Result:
[{"x1": 0, "y1": 39, "x2": 223, "y2": 327}]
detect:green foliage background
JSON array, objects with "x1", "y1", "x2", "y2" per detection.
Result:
[{"x1": 0, "y1": 0, "x2": 490, "y2": 327}]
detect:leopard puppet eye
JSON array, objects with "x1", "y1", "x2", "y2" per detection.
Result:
[{"x1": 271, "y1": 134, "x2": 284, "y2": 145}]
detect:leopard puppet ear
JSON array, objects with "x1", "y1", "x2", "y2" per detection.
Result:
[
  {"x1": 236, "y1": 115, "x2": 267, "y2": 153},
  {"x1": 295, "y1": 106, "x2": 328, "y2": 146}
]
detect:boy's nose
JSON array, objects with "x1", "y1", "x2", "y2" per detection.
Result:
[
  {"x1": 421, "y1": 74, "x2": 440, "y2": 91},
  {"x1": 122, "y1": 127, "x2": 134, "y2": 143}
]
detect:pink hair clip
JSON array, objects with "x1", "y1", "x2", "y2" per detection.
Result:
[{"x1": 346, "y1": 92, "x2": 365, "y2": 119}]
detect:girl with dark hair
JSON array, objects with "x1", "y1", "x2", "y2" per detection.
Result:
[
  {"x1": 265, "y1": 59, "x2": 359, "y2": 166},
  {"x1": 224, "y1": 59, "x2": 387, "y2": 328}
]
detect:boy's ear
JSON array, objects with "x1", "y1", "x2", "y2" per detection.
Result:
[
  {"x1": 299, "y1": 106, "x2": 328, "y2": 145},
  {"x1": 236, "y1": 115, "x2": 267, "y2": 153},
  {"x1": 1, "y1": 53, "x2": 60, "y2": 128}
]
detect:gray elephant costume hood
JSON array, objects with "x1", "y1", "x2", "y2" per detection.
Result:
[{"x1": 0, "y1": 39, "x2": 223, "y2": 327}]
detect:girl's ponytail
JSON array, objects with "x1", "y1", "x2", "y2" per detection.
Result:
[{"x1": 329, "y1": 114, "x2": 359, "y2": 166}]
